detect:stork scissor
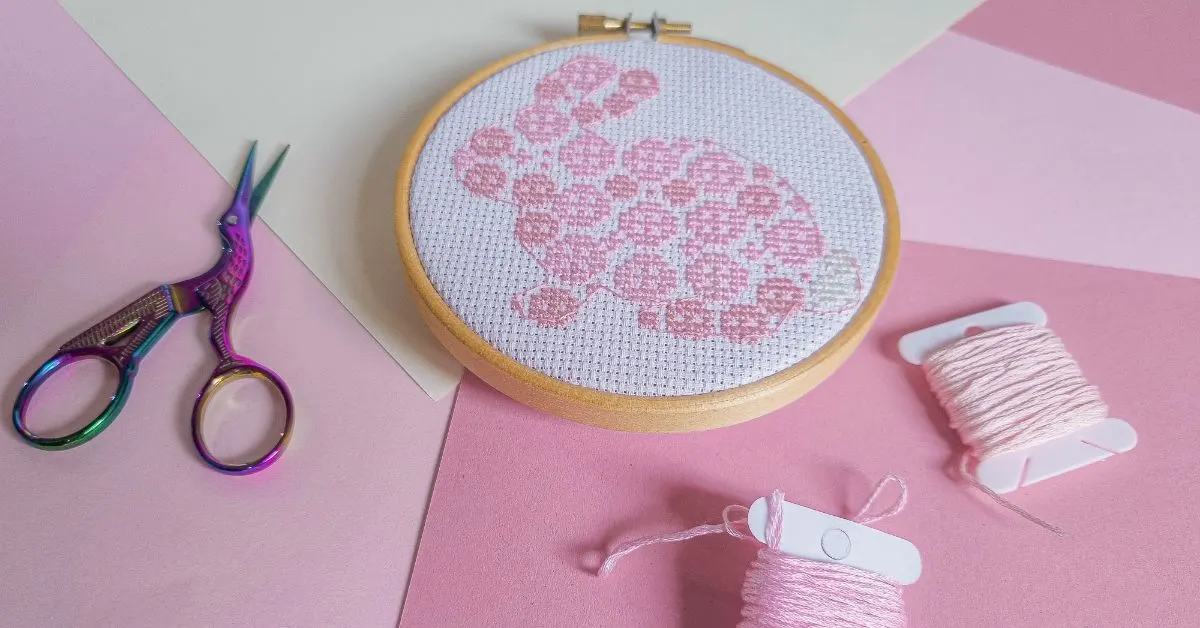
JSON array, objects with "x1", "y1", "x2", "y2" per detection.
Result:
[{"x1": 13, "y1": 143, "x2": 294, "y2": 474}]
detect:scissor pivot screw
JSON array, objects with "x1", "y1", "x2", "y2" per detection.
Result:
[{"x1": 226, "y1": 215, "x2": 239, "y2": 225}]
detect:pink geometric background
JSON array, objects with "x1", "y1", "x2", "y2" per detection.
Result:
[{"x1": 2, "y1": 0, "x2": 1198, "y2": 626}]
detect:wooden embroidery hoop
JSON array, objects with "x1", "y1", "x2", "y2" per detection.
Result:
[{"x1": 395, "y1": 22, "x2": 900, "y2": 433}]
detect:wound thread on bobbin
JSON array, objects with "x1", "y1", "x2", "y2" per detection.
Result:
[
  {"x1": 923, "y1": 323, "x2": 1111, "y2": 534},
  {"x1": 598, "y1": 478, "x2": 910, "y2": 628}
]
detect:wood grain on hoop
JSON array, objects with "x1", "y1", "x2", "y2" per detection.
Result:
[{"x1": 395, "y1": 34, "x2": 899, "y2": 432}]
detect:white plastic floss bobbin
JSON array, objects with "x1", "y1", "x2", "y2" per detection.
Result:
[
  {"x1": 897, "y1": 302, "x2": 1138, "y2": 494},
  {"x1": 747, "y1": 497, "x2": 922, "y2": 585}
]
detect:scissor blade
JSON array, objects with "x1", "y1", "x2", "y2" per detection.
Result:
[
  {"x1": 249, "y1": 145, "x2": 289, "y2": 220},
  {"x1": 233, "y1": 141, "x2": 258, "y2": 208}
]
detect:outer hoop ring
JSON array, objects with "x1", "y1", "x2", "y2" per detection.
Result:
[{"x1": 395, "y1": 34, "x2": 899, "y2": 432}]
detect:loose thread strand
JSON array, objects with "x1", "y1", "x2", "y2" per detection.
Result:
[{"x1": 959, "y1": 458, "x2": 1065, "y2": 536}]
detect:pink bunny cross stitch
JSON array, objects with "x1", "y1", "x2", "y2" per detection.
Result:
[{"x1": 451, "y1": 55, "x2": 863, "y2": 344}]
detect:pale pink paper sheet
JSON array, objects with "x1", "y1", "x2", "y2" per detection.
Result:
[
  {"x1": 0, "y1": 1, "x2": 452, "y2": 626},
  {"x1": 954, "y1": 0, "x2": 1200, "y2": 114},
  {"x1": 845, "y1": 32, "x2": 1200, "y2": 280},
  {"x1": 400, "y1": 241, "x2": 1200, "y2": 627}
]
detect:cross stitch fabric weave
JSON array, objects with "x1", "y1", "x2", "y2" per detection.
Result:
[{"x1": 409, "y1": 41, "x2": 887, "y2": 396}]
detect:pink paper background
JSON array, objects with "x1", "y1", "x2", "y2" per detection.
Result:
[
  {"x1": 5, "y1": 0, "x2": 1200, "y2": 625},
  {"x1": 845, "y1": 32, "x2": 1200, "y2": 279},
  {"x1": 954, "y1": 0, "x2": 1200, "y2": 115},
  {"x1": 401, "y1": 241, "x2": 1200, "y2": 627},
  {"x1": 0, "y1": 1, "x2": 452, "y2": 626}
]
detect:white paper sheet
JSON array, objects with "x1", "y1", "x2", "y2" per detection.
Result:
[{"x1": 57, "y1": 0, "x2": 984, "y2": 397}]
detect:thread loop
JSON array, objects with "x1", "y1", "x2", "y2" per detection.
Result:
[{"x1": 598, "y1": 479, "x2": 909, "y2": 627}]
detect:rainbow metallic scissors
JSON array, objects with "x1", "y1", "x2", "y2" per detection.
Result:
[{"x1": 13, "y1": 143, "x2": 294, "y2": 474}]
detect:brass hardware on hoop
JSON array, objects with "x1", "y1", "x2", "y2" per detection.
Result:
[{"x1": 577, "y1": 13, "x2": 692, "y2": 38}]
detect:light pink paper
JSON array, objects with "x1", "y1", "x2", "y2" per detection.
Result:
[
  {"x1": 845, "y1": 32, "x2": 1200, "y2": 280},
  {"x1": 401, "y1": 241, "x2": 1200, "y2": 627},
  {"x1": 954, "y1": 0, "x2": 1200, "y2": 114},
  {"x1": 0, "y1": 1, "x2": 451, "y2": 625}
]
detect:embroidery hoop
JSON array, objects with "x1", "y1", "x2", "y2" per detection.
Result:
[{"x1": 395, "y1": 31, "x2": 899, "y2": 432}]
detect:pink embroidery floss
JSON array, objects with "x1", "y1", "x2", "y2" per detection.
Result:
[
  {"x1": 923, "y1": 323, "x2": 1109, "y2": 534},
  {"x1": 598, "y1": 477, "x2": 910, "y2": 628}
]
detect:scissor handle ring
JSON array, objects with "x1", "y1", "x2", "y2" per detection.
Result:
[
  {"x1": 12, "y1": 348, "x2": 132, "y2": 450},
  {"x1": 191, "y1": 361, "x2": 293, "y2": 475}
]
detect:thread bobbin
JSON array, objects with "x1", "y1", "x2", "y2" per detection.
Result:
[
  {"x1": 900, "y1": 302, "x2": 1137, "y2": 495},
  {"x1": 598, "y1": 479, "x2": 919, "y2": 627}
]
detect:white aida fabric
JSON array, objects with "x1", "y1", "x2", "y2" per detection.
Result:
[{"x1": 409, "y1": 40, "x2": 887, "y2": 396}]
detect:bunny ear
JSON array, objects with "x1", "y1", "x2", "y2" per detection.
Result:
[
  {"x1": 570, "y1": 101, "x2": 606, "y2": 127},
  {"x1": 618, "y1": 69, "x2": 660, "y2": 101},
  {"x1": 535, "y1": 74, "x2": 571, "y2": 103},
  {"x1": 557, "y1": 56, "x2": 619, "y2": 94},
  {"x1": 543, "y1": 58, "x2": 664, "y2": 127}
]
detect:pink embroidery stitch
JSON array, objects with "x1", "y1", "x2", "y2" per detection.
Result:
[
  {"x1": 519, "y1": 287, "x2": 581, "y2": 327},
  {"x1": 541, "y1": 234, "x2": 611, "y2": 284},
  {"x1": 514, "y1": 211, "x2": 559, "y2": 248},
  {"x1": 618, "y1": 69, "x2": 660, "y2": 101},
  {"x1": 665, "y1": 298, "x2": 714, "y2": 340},
  {"x1": 515, "y1": 105, "x2": 571, "y2": 144},
  {"x1": 686, "y1": 201, "x2": 748, "y2": 246},
  {"x1": 513, "y1": 173, "x2": 557, "y2": 208},
  {"x1": 605, "y1": 175, "x2": 639, "y2": 200},
  {"x1": 449, "y1": 54, "x2": 865, "y2": 343},
  {"x1": 737, "y1": 184, "x2": 783, "y2": 218},
  {"x1": 686, "y1": 252, "x2": 749, "y2": 303},
  {"x1": 662, "y1": 179, "x2": 697, "y2": 208},
  {"x1": 721, "y1": 304, "x2": 771, "y2": 343},
  {"x1": 625, "y1": 139, "x2": 683, "y2": 183},
  {"x1": 462, "y1": 163, "x2": 506, "y2": 198},
  {"x1": 470, "y1": 127, "x2": 514, "y2": 158},
  {"x1": 688, "y1": 151, "x2": 745, "y2": 194},
  {"x1": 613, "y1": 253, "x2": 678, "y2": 305},
  {"x1": 618, "y1": 203, "x2": 678, "y2": 248},
  {"x1": 743, "y1": 242, "x2": 765, "y2": 261},
  {"x1": 560, "y1": 132, "x2": 616, "y2": 177},
  {"x1": 535, "y1": 76, "x2": 570, "y2": 103},
  {"x1": 603, "y1": 92, "x2": 639, "y2": 119},
  {"x1": 572, "y1": 102, "x2": 605, "y2": 126},
  {"x1": 553, "y1": 184, "x2": 612, "y2": 228},
  {"x1": 638, "y1": 307, "x2": 661, "y2": 329},
  {"x1": 764, "y1": 218, "x2": 825, "y2": 267},
  {"x1": 756, "y1": 277, "x2": 805, "y2": 317},
  {"x1": 558, "y1": 56, "x2": 618, "y2": 93}
]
